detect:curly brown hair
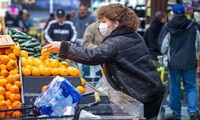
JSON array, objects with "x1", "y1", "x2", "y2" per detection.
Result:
[{"x1": 97, "y1": 4, "x2": 140, "y2": 32}]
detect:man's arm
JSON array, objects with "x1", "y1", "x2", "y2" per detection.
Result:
[
  {"x1": 44, "y1": 21, "x2": 55, "y2": 43},
  {"x1": 67, "y1": 21, "x2": 77, "y2": 43}
]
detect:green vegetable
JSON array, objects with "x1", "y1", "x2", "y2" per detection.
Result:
[{"x1": 24, "y1": 42, "x2": 40, "y2": 48}]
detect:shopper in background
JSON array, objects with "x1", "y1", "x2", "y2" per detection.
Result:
[
  {"x1": 83, "y1": 21, "x2": 104, "y2": 49},
  {"x1": 19, "y1": 9, "x2": 34, "y2": 33},
  {"x1": 82, "y1": 21, "x2": 105, "y2": 82},
  {"x1": 43, "y1": 4, "x2": 165, "y2": 119},
  {"x1": 158, "y1": 4, "x2": 199, "y2": 120},
  {"x1": 71, "y1": 3, "x2": 96, "y2": 39},
  {"x1": 44, "y1": 9, "x2": 77, "y2": 44},
  {"x1": 143, "y1": 11, "x2": 166, "y2": 67},
  {"x1": 44, "y1": 13, "x2": 55, "y2": 30},
  {"x1": 5, "y1": 6, "x2": 20, "y2": 28}
]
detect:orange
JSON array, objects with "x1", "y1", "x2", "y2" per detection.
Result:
[
  {"x1": 60, "y1": 64, "x2": 67, "y2": 68},
  {"x1": 10, "y1": 94, "x2": 20, "y2": 102},
  {"x1": 101, "y1": 69, "x2": 104, "y2": 74},
  {"x1": 59, "y1": 68, "x2": 69, "y2": 76},
  {"x1": 0, "y1": 101, "x2": 8, "y2": 110},
  {"x1": 41, "y1": 85, "x2": 48, "y2": 92},
  {"x1": 12, "y1": 110, "x2": 22, "y2": 118},
  {"x1": 41, "y1": 49, "x2": 50, "y2": 58},
  {"x1": 6, "y1": 60, "x2": 17, "y2": 71},
  {"x1": 31, "y1": 67, "x2": 41, "y2": 76},
  {"x1": 80, "y1": 78, "x2": 86, "y2": 86},
  {"x1": 0, "y1": 49, "x2": 4, "y2": 55},
  {"x1": 20, "y1": 50, "x2": 28, "y2": 58},
  {"x1": 76, "y1": 86, "x2": 85, "y2": 94},
  {"x1": 6, "y1": 99, "x2": 12, "y2": 106},
  {"x1": 60, "y1": 61, "x2": 69, "y2": 67},
  {"x1": 22, "y1": 67, "x2": 31, "y2": 76},
  {"x1": 6, "y1": 83, "x2": 12, "y2": 91},
  {"x1": 4, "y1": 48, "x2": 12, "y2": 55},
  {"x1": 39, "y1": 56, "x2": 47, "y2": 62},
  {"x1": 0, "y1": 79, "x2": 7, "y2": 87},
  {"x1": 8, "y1": 53, "x2": 16, "y2": 60},
  {"x1": 9, "y1": 94, "x2": 16, "y2": 102},
  {"x1": 14, "y1": 81, "x2": 22, "y2": 88},
  {"x1": 68, "y1": 67, "x2": 80, "y2": 76},
  {"x1": 14, "y1": 94, "x2": 21, "y2": 101},
  {"x1": 25, "y1": 65, "x2": 33, "y2": 71},
  {"x1": 44, "y1": 59, "x2": 51, "y2": 67},
  {"x1": 6, "y1": 74, "x2": 17, "y2": 84},
  {"x1": 50, "y1": 59, "x2": 60, "y2": 68},
  {"x1": 0, "y1": 55, "x2": 10, "y2": 64},
  {"x1": 12, "y1": 101, "x2": 22, "y2": 108},
  {"x1": 9, "y1": 85, "x2": 19, "y2": 94},
  {"x1": 0, "y1": 64, "x2": 7, "y2": 70},
  {"x1": 21, "y1": 57, "x2": 27, "y2": 67},
  {"x1": 34, "y1": 58, "x2": 43, "y2": 67},
  {"x1": 6, "y1": 105, "x2": 13, "y2": 116},
  {"x1": 13, "y1": 49, "x2": 20, "y2": 57},
  {"x1": 41, "y1": 67, "x2": 51, "y2": 76},
  {"x1": 0, "y1": 95, "x2": 4, "y2": 101},
  {"x1": 0, "y1": 101, "x2": 8, "y2": 118},
  {"x1": 0, "y1": 69, "x2": 9, "y2": 78},
  {"x1": 15, "y1": 74, "x2": 20, "y2": 81},
  {"x1": 0, "y1": 87, "x2": 5, "y2": 96},
  {"x1": 12, "y1": 45, "x2": 20, "y2": 51},
  {"x1": 51, "y1": 68, "x2": 59, "y2": 76},
  {"x1": 9, "y1": 69, "x2": 18, "y2": 75},
  {"x1": 27, "y1": 57, "x2": 34, "y2": 66},
  {"x1": 5, "y1": 91, "x2": 11, "y2": 100}
]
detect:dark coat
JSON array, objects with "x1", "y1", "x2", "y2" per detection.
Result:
[
  {"x1": 59, "y1": 26, "x2": 165, "y2": 103},
  {"x1": 158, "y1": 15, "x2": 198, "y2": 69},
  {"x1": 143, "y1": 19, "x2": 164, "y2": 60}
]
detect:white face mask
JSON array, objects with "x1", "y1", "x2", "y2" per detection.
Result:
[{"x1": 99, "y1": 22, "x2": 112, "y2": 36}]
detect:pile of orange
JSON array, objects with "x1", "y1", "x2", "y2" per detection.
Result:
[
  {"x1": 21, "y1": 49, "x2": 80, "y2": 77},
  {"x1": 0, "y1": 45, "x2": 22, "y2": 118}
]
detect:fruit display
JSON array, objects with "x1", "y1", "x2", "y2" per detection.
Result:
[
  {"x1": 7, "y1": 28, "x2": 41, "y2": 57},
  {"x1": 0, "y1": 44, "x2": 22, "y2": 118},
  {"x1": 21, "y1": 49, "x2": 80, "y2": 77}
]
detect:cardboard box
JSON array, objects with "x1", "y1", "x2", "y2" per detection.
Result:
[{"x1": 0, "y1": 35, "x2": 15, "y2": 48}]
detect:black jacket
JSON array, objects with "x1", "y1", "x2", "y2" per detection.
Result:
[
  {"x1": 44, "y1": 20, "x2": 77, "y2": 43},
  {"x1": 59, "y1": 26, "x2": 165, "y2": 103},
  {"x1": 143, "y1": 19, "x2": 164, "y2": 60},
  {"x1": 158, "y1": 15, "x2": 198, "y2": 69}
]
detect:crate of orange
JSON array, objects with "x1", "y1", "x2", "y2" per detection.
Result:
[
  {"x1": 0, "y1": 43, "x2": 24, "y2": 119},
  {"x1": 19, "y1": 49, "x2": 87, "y2": 106}
]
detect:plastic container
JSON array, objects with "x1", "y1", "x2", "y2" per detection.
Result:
[{"x1": 34, "y1": 76, "x2": 82, "y2": 116}]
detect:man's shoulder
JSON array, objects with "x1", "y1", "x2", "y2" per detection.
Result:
[{"x1": 48, "y1": 20, "x2": 57, "y2": 26}]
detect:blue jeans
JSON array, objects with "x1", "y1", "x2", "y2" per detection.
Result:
[{"x1": 169, "y1": 68, "x2": 198, "y2": 118}]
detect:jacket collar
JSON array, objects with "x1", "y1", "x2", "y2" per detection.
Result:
[{"x1": 105, "y1": 26, "x2": 133, "y2": 39}]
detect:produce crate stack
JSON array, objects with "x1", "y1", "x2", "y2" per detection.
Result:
[
  {"x1": 0, "y1": 43, "x2": 23, "y2": 119},
  {"x1": 6, "y1": 28, "x2": 41, "y2": 57}
]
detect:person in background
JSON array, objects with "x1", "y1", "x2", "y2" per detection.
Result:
[
  {"x1": 158, "y1": 4, "x2": 199, "y2": 120},
  {"x1": 44, "y1": 9, "x2": 77, "y2": 44},
  {"x1": 82, "y1": 21, "x2": 105, "y2": 82},
  {"x1": 83, "y1": 21, "x2": 104, "y2": 48},
  {"x1": 44, "y1": 13, "x2": 55, "y2": 30},
  {"x1": 5, "y1": 6, "x2": 20, "y2": 28},
  {"x1": 43, "y1": 4, "x2": 165, "y2": 119},
  {"x1": 71, "y1": 3, "x2": 96, "y2": 39},
  {"x1": 19, "y1": 9, "x2": 34, "y2": 33},
  {"x1": 143, "y1": 11, "x2": 166, "y2": 67}
]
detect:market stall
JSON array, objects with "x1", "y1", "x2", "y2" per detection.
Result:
[{"x1": 0, "y1": 27, "x2": 145, "y2": 119}]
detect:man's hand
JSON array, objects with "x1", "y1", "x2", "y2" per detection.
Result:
[{"x1": 42, "y1": 41, "x2": 61, "y2": 53}]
